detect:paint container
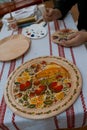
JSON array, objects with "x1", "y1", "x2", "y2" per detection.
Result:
[{"x1": 7, "y1": 18, "x2": 18, "y2": 31}]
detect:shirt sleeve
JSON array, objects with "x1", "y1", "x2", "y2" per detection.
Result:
[{"x1": 53, "y1": 0, "x2": 78, "y2": 18}]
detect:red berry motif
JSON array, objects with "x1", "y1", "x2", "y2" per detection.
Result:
[
  {"x1": 49, "y1": 82, "x2": 63, "y2": 93},
  {"x1": 35, "y1": 85, "x2": 46, "y2": 95},
  {"x1": 20, "y1": 81, "x2": 31, "y2": 91}
]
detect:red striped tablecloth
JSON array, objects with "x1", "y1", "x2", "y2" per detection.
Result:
[{"x1": 0, "y1": 13, "x2": 87, "y2": 130}]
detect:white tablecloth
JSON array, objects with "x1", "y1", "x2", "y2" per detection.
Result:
[{"x1": 0, "y1": 13, "x2": 87, "y2": 130}]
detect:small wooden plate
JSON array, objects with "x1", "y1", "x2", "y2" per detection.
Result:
[
  {"x1": 0, "y1": 34, "x2": 31, "y2": 61},
  {"x1": 52, "y1": 29, "x2": 77, "y2": 45}
]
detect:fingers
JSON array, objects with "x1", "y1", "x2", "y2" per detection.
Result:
[
  {"x1": 52, "y1": 30, "x2": 87, "y2": 48},
  {"x1": 57, "y1": 32, "x2": 81, "y2": 47},
  {"x1": 68, "y1": 32, "x2": 78, "y2": 40},
  {"x1": 43, "y1": 8, "x2": 62, "y2": 22},
  {"x1": 43, "y1": 8, "x2": 57, "y2": 22},
  {"x1": 43, "y1": 14, "x2": 53, "y2": 22},
  {"x1": 43, "y1": 8, "x2": 52, "y2": 22},
  {"x1": 45, "y1": 8, "x2": 52, "y2": 16},
  {"x1": 58, "y1": 36, "x2": 81, "y2": 47},
  {"x1": 61, "y1": 31, "x2": 87, "y2": 47}
]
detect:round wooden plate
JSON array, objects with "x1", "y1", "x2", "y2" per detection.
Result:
[
  {"x1": 22, "y1": 24, "x2": 47, "y2": 39},
  {"x1": 0, "y1": 34, "x2": 31, "y2": 61},
  {"x1": 52, "y1": 29, "x2": 77, "y2": 45},
  {"x1": 4, "y1": 56, "x2": 82, "y2": 119}
]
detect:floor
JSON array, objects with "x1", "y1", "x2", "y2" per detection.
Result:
[{"x1": 45, "y1": 1, "x2": 87, "y2": 130}]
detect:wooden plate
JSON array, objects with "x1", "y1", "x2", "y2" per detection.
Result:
[
  {"x1": 52, "y1": 29, "x2": 77, "y2": 45},
  {"x1": 22, "y1": 24, "x2": 47, "y2": 39},
  {"x1": 4, "y1": 56, "x2": 82, "y2": 119},
  {"x1": 0, "y1": 34, "x2": 30, "y2": 61}
]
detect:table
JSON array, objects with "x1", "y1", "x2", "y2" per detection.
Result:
[{"x1": 0, "y1": 12, "x2": 87, "y2": 130}]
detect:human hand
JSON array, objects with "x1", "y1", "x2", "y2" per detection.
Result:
[
  {"x1": 43, "y1": 8, "x2": 62, "y2": 22},
  {"x1": 58, "y1": 30, "x2": 87, "y2": 47}
]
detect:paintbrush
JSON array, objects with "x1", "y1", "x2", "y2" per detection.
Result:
[
  {"x1": 38, "y1": 3, "x2": 47, "y2": 27},
  {"x1": 38, "y1": 3, "x2": 46, "y2": 15},
  {"x1": 8, "y1": 7, "x2": 13, "y2": 19}
]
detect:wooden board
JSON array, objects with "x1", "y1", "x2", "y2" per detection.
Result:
[
  {"x1": 0, "y1": 34, "x2": 31, "y2": 61},
  {"x1": 4, "y1": 56, "x2": 82, "y2": 120}
]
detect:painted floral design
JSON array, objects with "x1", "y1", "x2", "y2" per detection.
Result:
[{"x1": 13, "y1": 60, "x2": 71, "y2": 109}]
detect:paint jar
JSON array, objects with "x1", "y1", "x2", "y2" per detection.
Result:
[{"x1": 7, "y1": 18, "x2": 18, "y2": 31}]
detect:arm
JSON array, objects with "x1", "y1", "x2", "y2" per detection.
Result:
[
  {"x1": 53, "y1": 0, "x2": 78, "y2": 18},
  {"x1": 43, "y1": 0, "x2": 78, "y2": 21}
]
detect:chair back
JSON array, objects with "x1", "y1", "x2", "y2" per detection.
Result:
[{"x1": 0, "y1": 0, "x2": 43, "y2": 17}]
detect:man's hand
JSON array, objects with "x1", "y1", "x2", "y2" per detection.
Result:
[
  {"x1": 58, "y1": 30, "x2": 87, "y2": 47},
  {"x1": 43, "y1": 8, "x2": 62, "y2": 22}
]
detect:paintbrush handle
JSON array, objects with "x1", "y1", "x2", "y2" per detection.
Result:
[
  {"x1": 8, "y1": 7, "x2": 13, "y2": 19},
  {"x1": 38, "y1": 4, "x2": 46, "y2": 15}
]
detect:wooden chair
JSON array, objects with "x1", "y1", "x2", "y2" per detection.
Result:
[
  {"x1": 0, "y1": 0, "x2": 43, "y2": 17},
  {"x1": 12, "y1": 0, "x2": 43, "y2": 10},
  {"x1": 0, "y1": 2, "x2": 15, "y2": 17}
]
